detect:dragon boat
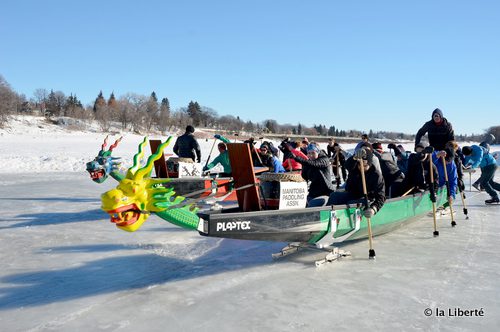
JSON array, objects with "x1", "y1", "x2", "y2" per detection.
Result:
[{"x1": 97, "y1": 137, "x2": 449, "y2": 262}]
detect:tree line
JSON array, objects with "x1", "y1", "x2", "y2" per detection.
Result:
[{"x1": 0, "y1": 74, "x2": 498, "y2": 144}]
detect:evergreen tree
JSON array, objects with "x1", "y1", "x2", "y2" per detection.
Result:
[
  {"x1": 108, "y1": 92, "x2": 118, "y2": 109},
  {"x1": 186, "y1": 101, "x2": 202, "y2": 126},
  {"x1": 45, "y1": 90, "x2": 65, "y2": 116},
  {"x1": 298, "y1": 123, "x2": 302, "y2": 135},
  {"x1": 156, "y1": 97, "x2": 170, "y2": 132},
  {"x1": 147, "y1": 92, "x2": 159, "y2": 113},
  {"x1": 93, "y1": 91, "x2": 106, "y2": 113},
  {"x1": 244, "y1": 120, "x2": 255, "y2": 132}
]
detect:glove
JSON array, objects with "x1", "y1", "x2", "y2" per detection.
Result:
[
  {"x1": 202, "y1": 165, "x2": 208, "y2": 172},
  {"x1": 387, "y1": 143, "x2": 397, "y2": 150},
  {"x1": 422, "y1": 146, "x2": 435, "y2": 154},
  {"x1": 354, "y1": 148, "x2": 367, "y2": 160},
  {"x1": 363, "y1": 207, "x2": 375, "y2": 218},
  {"x1": 214, "y1": 134, "x2": 221, "y2": 140},
  {"x1": 458, "y1": 178, "x2": 465, "y2": 191},
  {"x1": 436, "y1": 150, "x2": 447, "y2": 159}
]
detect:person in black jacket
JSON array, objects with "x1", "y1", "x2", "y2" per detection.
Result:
[
  {"x1": 287, "y1": 143, "x2": 335, "y2": 206},
  {"x1": 327, "y1": 147, "x2": 386, "y2": 218},
  {"x1": 415, "y1": 108, "x2": 455, "y2": 151},
  {"x1": 173, "y1": 125, "x2": 201, "y2": 162},
  {"x1": 401, "y1": 143, "x2": 438, "y2": 194},
  {"x1": 326, "y1": 138, "x2": 347, "y2": 185},
  {"x1": 372, "y1": 142, "x2": 405, "y2": 197}
]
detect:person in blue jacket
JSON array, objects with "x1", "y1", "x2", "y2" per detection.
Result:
[
  {"x1": 259, "y1": 143, "x2": 285, "y2": 173},
  {"x1": 433, "y1": 148, "x2": 458, "y2": 200},
  {"x1": 462, "y1": 145, "x2": 500, "y2": 204}
]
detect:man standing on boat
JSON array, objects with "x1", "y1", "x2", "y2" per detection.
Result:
[
  {"x1": 327, "y1": 147, "x2": 386, "y2": 218},
  {"x1": 173, "y1": 125, "x2": 201, "y2": 163},
  {"x1": 415, "y1": 108, "x2": 455, "y2": 151},
  {"x1": 462, "y1": 145, "x2": 500, "y2": 204}
]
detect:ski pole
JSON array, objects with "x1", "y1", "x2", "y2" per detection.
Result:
[
  {"x1": 359, "y1": 157, "x2": 376, "y2": 259},
  {"x1": 336, "y1": 151, "x2": 341, "y2": 189},
  {"x1": 204, "y1": 139, "x2": 218, "y2": 169},
  {"x1": 402, "y1": 186, "x2": 415, "y2": 197},
  {"x1": 441, "y1": 156, "x2": 456, "y2": 227},
  {"x1": 428, "y1": 150, "x2": 439, "y2": 237},
  {"x1": 459, "y1": 188, "x2": 469, "y2": 219}
]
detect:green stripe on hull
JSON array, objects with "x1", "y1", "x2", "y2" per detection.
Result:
[{"x1": 333, "y1": 188, "x2": 447, "y2": 241}]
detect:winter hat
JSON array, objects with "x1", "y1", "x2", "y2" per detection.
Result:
[
  {"x1": 415, "y1": 142, "x2": 425, "y2": 152},
  {"x1": 462, "y1": 146, "x2": 472, "y2": 156},
  {"x1": 372, "y1": 142, "x2": 383, "y2": 152},
  {"x1": 307, "y1": 143, "x2": 320, "y2": 154},
  {"x1": 432, "y1": 108, "x2": 443, "y2": 119},
  {"x1": 444, "y1": 148, "x2": 455, "y2": 161},
  {"x1": 479, "y1": 141, "x2": 490, "y2": 152},
  {"x1": 186, "y1": 125, "x2": 195, "y2": 133},
  {"x1": 361, "y1": 148, "x2": 374, "y2": 165},
  {"x1": 260, "y1": 143, "x2": 269, "y2": 150},
  {"x1": 244, "y1": 137, "x2": 256, "y2": 145}
]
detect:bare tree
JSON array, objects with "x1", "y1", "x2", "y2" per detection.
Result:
[
  {"x1": 33, "y1": 88, "x2": 48, "y2": 114},
  {"x1": 156, "y1": 97, "x2": 171, "y2": 132},
  {"x1": 170, "y1": 108, "x2": 190, "y2": 132},
  {"x1": 0, "y1": 75, "x2": 17, "y2": 127},
  {"x1": 117, "y1": 97, "x2": 133, "y2": 130},
  {"x1": 120, "y1": 93, "x2": 148, "y2": 133}
]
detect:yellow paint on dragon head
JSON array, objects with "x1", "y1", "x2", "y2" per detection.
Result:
[{"x1": 101, "y1": 137, "x2": 173, "y2": 232}]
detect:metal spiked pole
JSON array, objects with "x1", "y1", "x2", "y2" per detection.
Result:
[
  {"x1": 441, "y1": 156, "x2": 457, "y2": 227},
  {"x1": 359, "y1": 155, "x2": 376, "y2": 259}
]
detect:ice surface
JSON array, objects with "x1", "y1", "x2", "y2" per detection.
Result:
[{"x1": 0, "y1": 116, "x2": 499, "y2": 331}]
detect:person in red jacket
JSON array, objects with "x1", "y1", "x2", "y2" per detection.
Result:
[{"x1": 282, "y1": 141, "x2": 307, "y2": 172}]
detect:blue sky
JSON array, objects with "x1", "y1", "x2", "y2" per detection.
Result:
[{"x1": 1, "y1": 0, "x2": 499, "y2": 135}]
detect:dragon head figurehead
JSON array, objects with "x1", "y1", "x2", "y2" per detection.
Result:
[
  {"x1": 86, "y1": 135, "x2": 123, "y2": 183},
  {"x1": 101, "y1": 137, "x2": 188, "y2": 232}
]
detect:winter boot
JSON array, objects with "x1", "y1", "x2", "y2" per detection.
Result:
[{"x1": 485, "y1": 197, "x2": 500, "y2": 204}]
